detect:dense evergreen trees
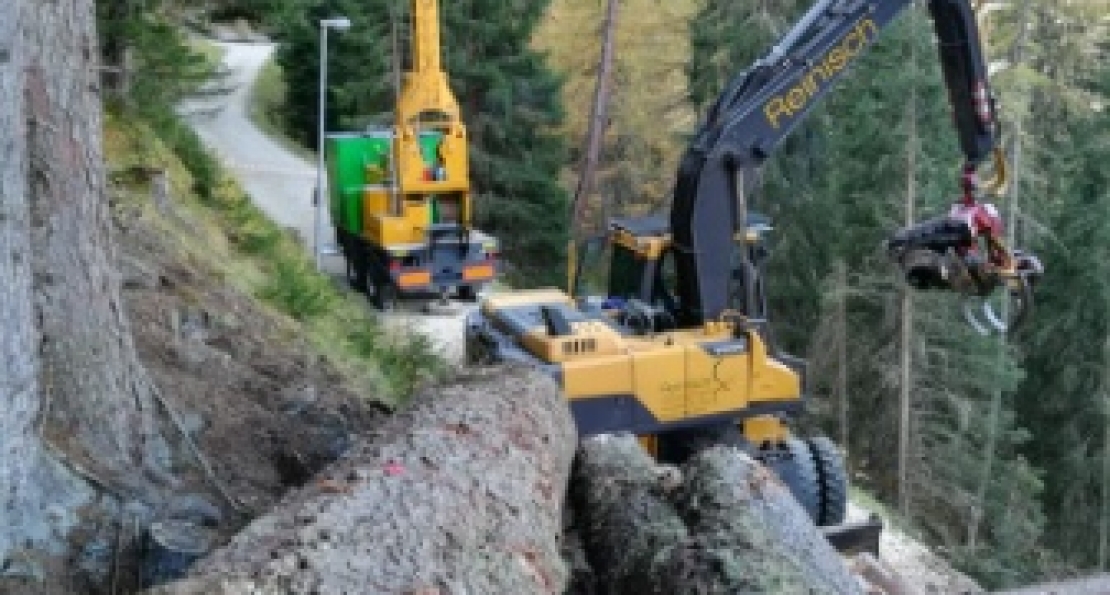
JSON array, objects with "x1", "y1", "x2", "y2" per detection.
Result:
[
  {"x1": 534, "y1": 0, "x2": 1109, "y2": 584},
  {"x1": 271, "y1": 0, "x2": 570, "y2": 286},
  {"x1": 1006, "y1": 0, "x2": 1110, "y2": 573},
  {"x1": 686, "y1": 1, "x2": 1048, "y2": 586}
]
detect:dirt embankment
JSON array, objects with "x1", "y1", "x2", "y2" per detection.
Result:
[
  {"x1": 148, "y1": 366, "x2": 577, "y2": 595},
  {"x1": 29, "y1": 167, "x2": 392, "y2": 595},
  {"x1": 116, "y1": 195, "x2": 387, "y2": 510}
]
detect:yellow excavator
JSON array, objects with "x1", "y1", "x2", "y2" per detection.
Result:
[{"x1": 465, "y1": 0, "x2": 1043, "y2": 552}]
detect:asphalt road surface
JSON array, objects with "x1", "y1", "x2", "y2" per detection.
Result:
[{"x1": 184, "y1": 42, "x2": 322, "y2": 249}]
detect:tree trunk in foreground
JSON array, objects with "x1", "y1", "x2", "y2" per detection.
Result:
[
  {"x1": 0, "y1": 0, "x2": 45, "y2": 565},
  {"x1": 574, "y1": 435, "x2": 862, "y2": 594},
  {"x1": 2, "y1": 0, "x2": 168, "y2": 580},
  {"x1": 152, "y1": 366, "x2": 577, "y2": 594},
  {"x1": 26, "y1": 0, "x2": 167, "y2": 491}
]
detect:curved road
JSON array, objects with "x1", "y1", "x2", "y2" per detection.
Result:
[
  {"x1": 183, "y1": 41, "x2": 469, "y2": 364},
  {"x1": 185, "y1": 42, "x2": 321, "y2": 248}
]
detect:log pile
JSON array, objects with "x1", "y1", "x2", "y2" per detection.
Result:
[
  {"x1": 149, "y1": 365, "x2": 577, "y2": 594},
  {"x1": 148, "y1": 367, "x2": 871, "y2": 594},
  {"x1": 573, "y1": 434, "x2": 862, "y2": 594}
]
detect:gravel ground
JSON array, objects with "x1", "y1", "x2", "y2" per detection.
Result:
[
  {"x1": 186, "y1": 39, "x2": 984, "y2": 594},
  {"x1": 846, "y1": 503, "x2": 983, "y2": 593}
]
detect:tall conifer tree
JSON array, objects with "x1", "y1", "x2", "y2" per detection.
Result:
[
  {"x1": 1007, "y1": 0, "x2": 1110, "y2": 571},
  {"x1": 686, "y1": 2, "x2": 1046, "y2": 585}
]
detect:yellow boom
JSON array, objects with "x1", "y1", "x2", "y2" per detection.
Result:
[{"x1": 393, "y1": 0, "x2": 470, "y2": 214}]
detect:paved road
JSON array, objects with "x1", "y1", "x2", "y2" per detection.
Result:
[
  {"x1": 183, "y1": 42, "x2": 324, "y2": 250},
  {"x1": 183, "y1": 41, "x2": 470, "y2": 364}
]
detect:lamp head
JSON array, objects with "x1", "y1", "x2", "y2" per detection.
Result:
[{"x1": 320, "y1": 17, "x2": 351, "y2": 31}]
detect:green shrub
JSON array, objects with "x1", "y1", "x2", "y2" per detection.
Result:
[
  {"x1": 150, "y1": 114, "x2": 221, "y2": 200},
  {"x1": 257, "y1": 258, "x2": 334, "y2": 320},
  {"x1": 218, "y1": 190, "x2": 284, "y2": 255},
  {"x1": 346, "y1": 323, "x2": 441, "y2": 398}
]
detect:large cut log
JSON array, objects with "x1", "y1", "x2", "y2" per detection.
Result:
[
  {"x1": 149, "y1": 365, "x2": 577, "y2": 594},
  {"x1": 571, "y1": 434, "x2": 690, "y2": 594},
  {"x1": 672, "y1": 445, "x2": 863, "y2": 594},
  {"x1": 573, "y1": 434, "x2": 862, "y2": 594}
]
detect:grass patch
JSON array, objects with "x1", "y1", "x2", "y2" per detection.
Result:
[
  {"x1": 247, "y1": 57, "x2": 316, "y2": 162},
  {"x1": 186, "y1": 36, "x2": 225, "y2": 65},
  {"x1": 248, "y1": 57, "x2": 285, "y2": 137},
  {"x1": 258, "y1": 258, "x2": 335, "y2": 321},
  {"x1": 104, "y1": 112, "x2": 443, "y2": 405}
]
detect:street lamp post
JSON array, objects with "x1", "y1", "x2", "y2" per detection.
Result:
[{"x1": 315, "y1": 16, "x2": 351, "y2": 271}]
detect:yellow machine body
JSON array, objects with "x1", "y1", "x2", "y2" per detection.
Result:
[
  {"x1": 345, "y1": 0, "x2": 473, "y2": 250},
  {"x1": 480, "y1": 289, "x2": 798, "y2": 426},
  {"x1": 469, "y1": 215, "x2": 799, "y2": 443},
  {"x1": 390, "y1": 0, "x2": 470, "y2": 230},
  {"x1": 330, "y1": 0, "x2": 498, "y2": 305}
]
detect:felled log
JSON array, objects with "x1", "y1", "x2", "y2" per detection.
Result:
[
  {"x1": 150, "y1": 365, "x2": 577, "y2": 594},
  {"x1": 673, "y1": 445, "x2": 862, "y2": 594},
  {"x1": 573, "y1": 434, "x2": 862, "y2": 594},
  {"x1": 850, "y1": 552, "x2": 916, "y2": 595},
  {"x1": 572, "y1": 434, "x2": 690, "y2": 594}
]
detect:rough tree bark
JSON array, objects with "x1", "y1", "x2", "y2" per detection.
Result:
[
  {"x1": 26, "y1": 0, "x2": 167, "y2": 493},
  {"x1": 0, "y1": 0, "x2": 44, "y2": 567},
  {"x1": 1, "y1": 0, "x2": 169, "y2": 583},
  {"x1": 150, "y1": 366, "x2": 577, "y2": 595},
  {"x1": 573, "y1": 435, "x2": 862, "y2": 594}
]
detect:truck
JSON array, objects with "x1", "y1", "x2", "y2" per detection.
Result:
[{"x1": 328, "y1": 0, "x2": 498, "y2": 311}]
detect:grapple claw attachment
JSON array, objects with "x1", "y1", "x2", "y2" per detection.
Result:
[
  {"x1": 962, "y1": 298, "x2": 991, "y2": 335},
  {"x1": 957, "y1": 269, "x2": 1036, "y2": 336},
  {"x1": 982, "y1": 299, "x2": 1008, "y2": 332},
  {"x1": 886, "y1": 219, "x2": 1043, "y2": 336}
]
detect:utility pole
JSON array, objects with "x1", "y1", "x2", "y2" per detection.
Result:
[
  {"x1": 835, "y1": 260, "x2": 849, "y2": 459},
  {"x1": 315, "y1": 17, "x2": 352, "y2": 271},
  {"x1": 898, "y1": 3, "x2": 919, "y2": 519}
]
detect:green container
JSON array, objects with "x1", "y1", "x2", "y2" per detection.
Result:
[{"x1": 325, "y1": 130, "x2": 444, "y2": 236}]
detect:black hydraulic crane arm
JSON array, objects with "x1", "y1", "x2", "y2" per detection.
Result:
[{"x1": 671, "y1": 0, "x2": 998, "y2": 324}]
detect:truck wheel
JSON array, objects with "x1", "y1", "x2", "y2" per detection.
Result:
[
  {"x1": 372, "y1": 280, "x2": 398, "y2": 312},
  {"x1": 346, "y1": 255, "x2": 367, "y2": 293},
  {"x1": 807, "y1": 436, "x2": 848, "y2": 526},
  {"x1": 343, "y1": 240, "x2": 368, "y2": 294},
  {"x1": 465, "y1": 335, "x2": 495, "y2": 365},
  {"x1": 757, "y1": 438, "x2": 821, "y2": 524}
]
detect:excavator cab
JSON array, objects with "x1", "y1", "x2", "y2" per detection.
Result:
[{"x1": 569, "y1": 213, "x2": 775, "y2": 327}]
